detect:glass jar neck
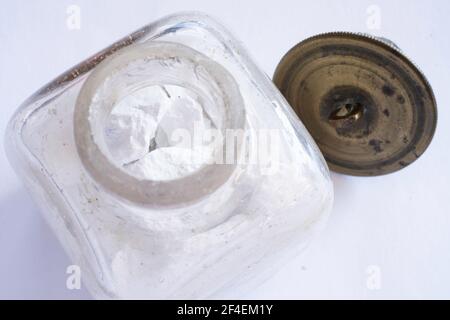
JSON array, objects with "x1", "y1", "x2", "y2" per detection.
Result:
[{"x1": 74, "y1": 41, "x2": 245, "y2": 207}]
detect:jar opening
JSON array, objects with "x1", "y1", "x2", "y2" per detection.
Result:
[{"x1": 74, "y1": 41, "x2": 245, "y2": 206}]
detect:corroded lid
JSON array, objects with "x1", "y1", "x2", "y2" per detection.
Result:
[{"x1": 273, "y1": 32, "x2": 437, "y2": 176}]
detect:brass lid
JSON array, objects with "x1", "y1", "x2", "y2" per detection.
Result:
[{"x1": 273, "y1": 32, "x2": 437, "y2": 176}]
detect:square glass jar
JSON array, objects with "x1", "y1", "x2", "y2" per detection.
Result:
[{"x1": 5, "y1": 12, "x2": 333, "y2": 299}]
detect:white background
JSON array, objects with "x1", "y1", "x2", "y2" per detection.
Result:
[{"x1": 1, "y1": 0, "x2": 449, "y2": 299}]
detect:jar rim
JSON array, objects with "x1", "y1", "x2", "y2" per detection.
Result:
[{"x1": 74, "y1": 41, "x2": 246, "y2": 207}]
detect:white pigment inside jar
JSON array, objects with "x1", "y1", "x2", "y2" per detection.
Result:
[
  {"x1": 76, "y1": 42, "x2": 245, "y2": 205},
  {"x1": 103, "y1": 84, "x2": 217, "y2": 181}
]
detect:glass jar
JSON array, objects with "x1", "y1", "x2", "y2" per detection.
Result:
[{"x1": 5, "y1": 12, "x2": 333, "y2": 299}]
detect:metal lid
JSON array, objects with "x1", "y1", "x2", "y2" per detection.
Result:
[{"x1": 273, "y1": 32, "x2": 437, "y2": 176}]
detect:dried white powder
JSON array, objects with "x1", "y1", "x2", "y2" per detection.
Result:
[{"x1": 103, "y1": 85, "x2": 215, "y2": 181}]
